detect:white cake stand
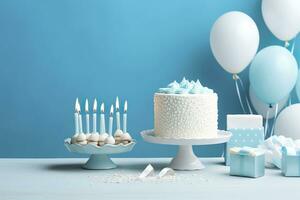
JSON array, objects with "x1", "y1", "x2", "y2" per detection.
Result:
[
  {"x1": 140, "y1": 130, "x2": 231, "y2": 171},
  {"x1": 64, "y1": 138, "x2": 136, "y2": 170}
]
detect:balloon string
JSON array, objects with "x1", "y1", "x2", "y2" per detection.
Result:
[
  {"x1": 284, "y1": 41, "x2": 289, "y2": 48},
  {"x1": 234, "y1": 79, "x2": 246, "y2": 113},
  {"x1": 270, "y1": 103, "x2": 279, "y2": 137},
  {"x1": 285, "y1": 39, "x2": 295, "y2": 54},
  {"x1": 291, "y1": 39, "x2": 296, "y2": 54},
  {"x1": 236, "y1": 75, "x2": 253, "y2": 114},
  {"x1": 264, "y1": 106, "x2": 270, "y2": 139},
  {"x1": 288, "y1": 95, "x2": 292, "y2": 106}
]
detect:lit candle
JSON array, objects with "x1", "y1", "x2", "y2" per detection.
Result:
[
  {"x1": 100, "y1": 103, "x2": 106, "y2": 134},
  {"x1": 105, "y1": 106, "x2": 115, "y2": 145},
  {"x1": 109, "y1": 105, "x2": 114, "y2": 135},
  {"x1": 85, "y1": 99, "x2": 90, "y2": 133},
  {"x1": 78, "y1": 114, "x2": 83, "y2": 133},
  {"x1": 92, "y1": 99, "x2": 97, "y2": 133},
  {"x1": 74, "y1": 98, "x2": 80, "y2": 134},
  {"x1": 77, "y1": 100, "x2": 83, "y2": 133},
  {"x1": 115, "y1": 97, "x2": 121, "y2": 130},
  {"x1": 123, "y1": 100, "x2": 127, "y2": 133}
]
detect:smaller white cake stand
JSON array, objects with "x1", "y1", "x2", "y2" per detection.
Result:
[
  {"x1": 141, "y1": 130, "x2": 231, "y2": 170},
  {"x1": 64, "y1": 138, "x2": 136, "y2": 170}
]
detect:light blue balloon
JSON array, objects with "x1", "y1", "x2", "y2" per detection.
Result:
[
  {"x1": 249, "y1": 46, "x2": 298, "y2": 104},
  {"x1": 296, "y1": 70, "x2": 300, "y2": 101}
]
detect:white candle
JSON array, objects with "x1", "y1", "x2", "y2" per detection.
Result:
[
  {"x1": 92, "y1": 99, "x2": 97, "y2": 133},
  {"x1": 77, "y1": 98, "x2": 83, "y2": 133},
  {"x1": 115, "y1": 97, "x2": 121, "y2": 130},
  {"x1": 74, "y1": 98, "x2": 80, "y2": 134},
  {"x1": 74, "y1": 112, "x2": 79, "y2": 133},
  {"x1": 85, "y1": 99, "x2": 90, "y2": 133},
  {"x1": 109, "y1": 105, "x2": 114, "y2": 135},
  {"x1": 100, "y1": 103, "x2": 106, "y2": 134},
  {"x1": 123, "y1": 100, "x2": 127, "y2": 133},
  {"x1": 78, "y1": 114, "x2": 83, "y2": 133}
]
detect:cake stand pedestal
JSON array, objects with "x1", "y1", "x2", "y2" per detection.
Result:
[
  {"x1": 64, "y1": 138, "x2": 136, "y2": 170},
  {"x1": 141, "y1": 130, "x2": 231, "y2": 170},
  {"x1": 83, "y1": 154, "x2": 116, "y2": 170}
]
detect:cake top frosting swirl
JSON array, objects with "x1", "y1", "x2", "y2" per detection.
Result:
[{"x1": 158, "y1": 78, "x2": 213, "y2": 94}]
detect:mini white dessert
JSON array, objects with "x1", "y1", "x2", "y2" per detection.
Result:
[
  {"x1": 154, "y1": 78, "x2": 218, "y2": 139},
  {"x1": 114, "y1": 129, "x2": 123, "y2": 144},
  {"x1": 76, "y1": 133, "x2": 87, "y2": 145},
  {"x1": 121, "y1": 132, "x2": 132, "y2": 144},
  {"x1": 71, "y1": 133, "x2": 79, "y2": 144},
  {"x1": 98, "y1": 133, "x2": 109, "y2": 146},
  {"x1": 85, "y1": 133, "x2": 91, "y2": 140},
  {"x1": 88, "y1": 133, "x2": 99, "y2": 145},
  {"x1": 105, "y1": 135, "x2": 115, "y2": 145}
]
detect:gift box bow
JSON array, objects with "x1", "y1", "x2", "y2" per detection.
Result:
[
  {"x1": 230, "y1": 146, "x2": 264, "y2": 157},
  {"x1": 282, "y1": 146, "x2": 300, "y2": 156}
]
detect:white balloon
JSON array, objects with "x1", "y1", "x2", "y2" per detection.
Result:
[
  {"x1": 249, "y1": 86, "x2": 289, "y2": 119},
  {"x1": 262, "y1": 0, "x2": 300, "y2": 41},
  {"x1": 210, "y1": 11, "x2": 259, "y2": 74},
  {"x1": 274, "y1": 103, "x2": 300, "y2": 139}
]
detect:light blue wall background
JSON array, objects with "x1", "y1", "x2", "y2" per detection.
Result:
[{"x1": 0, "y1": 0, "x2": 299, "y2": 158}]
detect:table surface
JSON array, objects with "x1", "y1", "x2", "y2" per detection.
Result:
[{"x1": 1, "y1": 158, "x2": 299, "y2": 200}]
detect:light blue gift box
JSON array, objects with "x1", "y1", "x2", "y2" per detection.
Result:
[
  {"x1": 230, "y1": 147, "x2": 265, "y2": 178},
  {"x1": 225, "y1": 128, "x2": 264, "y2": 166},
  {"x1": 281, "y1": 147, "x2": 300, "y2": 177}
]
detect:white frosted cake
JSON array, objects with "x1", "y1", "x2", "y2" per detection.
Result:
[{"x1": 154, "y1": 78, "x2": 218, "y2": 139}]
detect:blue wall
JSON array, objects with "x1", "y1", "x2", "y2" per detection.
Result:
[{"x1": 0, "y1": 0, "x2": 299, "y2": 158}]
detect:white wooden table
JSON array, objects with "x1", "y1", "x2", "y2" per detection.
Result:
[{"x1": 1, "y1": 158, "x2": 299, "y2": 200}]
